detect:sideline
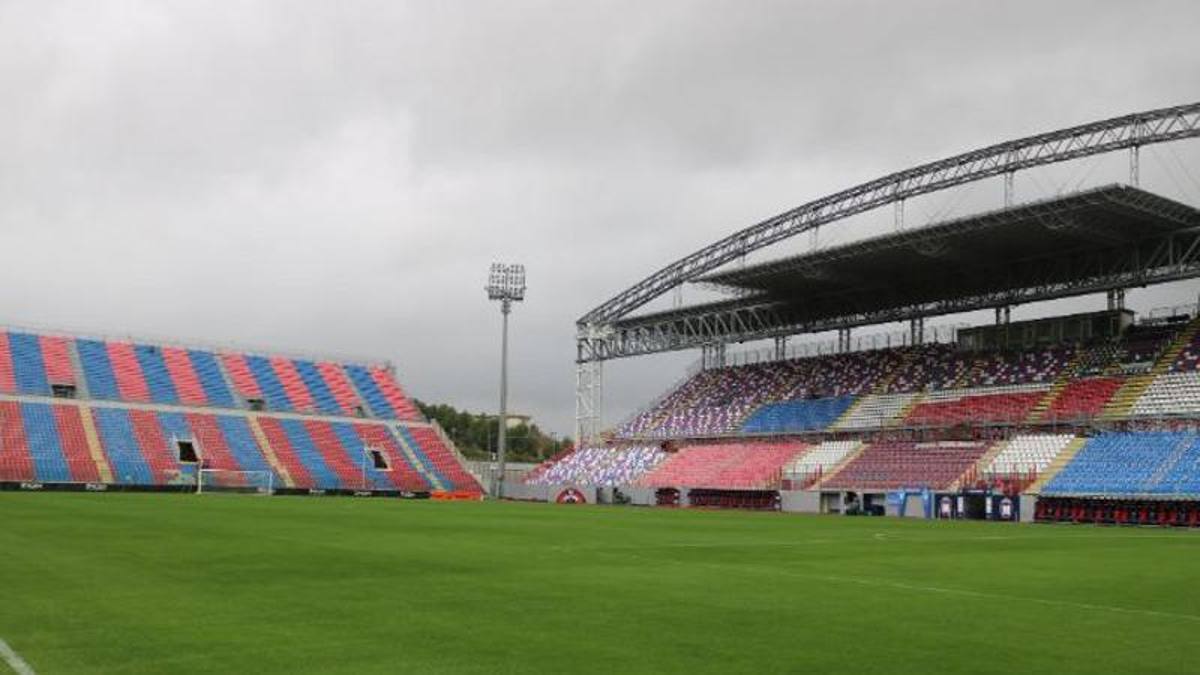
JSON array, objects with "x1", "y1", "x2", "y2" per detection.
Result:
[{"x1": 0, "y1": 638, "x2": 36, "y2": 675}]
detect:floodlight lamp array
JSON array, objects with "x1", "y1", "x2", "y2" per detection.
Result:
[{"x1": 486, "y1": 263, "x2": 526, "y2": 302}]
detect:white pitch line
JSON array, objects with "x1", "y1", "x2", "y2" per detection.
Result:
[
  {"x1": 603, "y1": 549, "x2": 1200, "y2": 625},
  {"x1": 0, "y1": 638, "x2": 36, "y2": 675}
]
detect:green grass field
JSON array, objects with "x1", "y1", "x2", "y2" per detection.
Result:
[{"x1": 1, "y1": 494, "x2": 1198, "y2": 674}]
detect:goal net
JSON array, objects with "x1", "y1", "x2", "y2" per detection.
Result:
[{"x1": 197, "y1": 469, "x2": 274, "y2": 495}]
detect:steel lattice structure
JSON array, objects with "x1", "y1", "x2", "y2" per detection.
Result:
[{"x1": 574, "y1": 102, "x2": 1200, "y2": 442}]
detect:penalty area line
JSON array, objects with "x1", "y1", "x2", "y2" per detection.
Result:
[{"x1": 0, "y1": 638, "x2": 36, "y2": 675}]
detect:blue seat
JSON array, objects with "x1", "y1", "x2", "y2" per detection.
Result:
[
  {"x1": 21, "y1": 402, "x2": 71, "y2": 482},
  {"x1": 278, "y1": 419, "x2": 340, "y2": 489},
  {"x1": 1044, "y1": 432, "x2": 1200, "y2": 496},
  {"x1": 345, "y1": 365, "x2": 395, "y2": 419},
  {"x1": 93, "y1": 407, "x2": 154, "y2": 485},
  {"x1": 294, "y1": 360, "x2": 344, "y2": 416},
  {"x1": 77, "y1": 339, "x2": 120, "y2": 400},
  {"x1": 245, "y1": 356, "x2": 293, "y2": 412},
  {"x1": 187, "y1": 350, "x2": 237, "y2": 407},
  {"x1": 8, "y1": 332, "x2": 50, "y2": 395},
  {"x1": 741, "y1": 396, "x2": 856, "y2": 433},
  {"x1": 135, "y1": 345, "x2": 179, "y2": 404}
]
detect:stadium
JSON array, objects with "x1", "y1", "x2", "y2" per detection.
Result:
[
  {"x1": 2, "y1": 100, "x2": 1200, "y2": 673},
  {"x1": 6, "y1": 0, "x2": 1200, "y2": 666}
]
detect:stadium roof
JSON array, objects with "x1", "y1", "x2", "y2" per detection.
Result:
[
  {"x1": 696, "y1": 184, "x2": 1200, "y2": 313},
  {"x1": 587, "y1": 185, "x2": 1200, "y2": 361}
]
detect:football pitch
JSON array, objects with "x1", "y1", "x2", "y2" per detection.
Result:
[{"x1": 1, "y1": 494, "x2": 1198, "y2": 674}]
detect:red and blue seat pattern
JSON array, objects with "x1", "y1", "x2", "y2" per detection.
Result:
[
  {"x1": 0, "y1": 327, "x2": 478, "y2": 494},
  {"x1": 0, "y1": 399, "x2": 479, "y2": 493},
  {"x1": 0, "y1": 330, "x2": 418, "y2": 420}
]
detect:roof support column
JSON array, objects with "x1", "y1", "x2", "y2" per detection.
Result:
[
  {"x1": 1107, "y1": 289, "x2": 1126, "y2": 311},
  {"x1": 1004, "y1": 171, "x2": 1015, "y2": 208},
  {"x1": 773, "y1": 336, "x2": 788, "y2": 361},
  {"x1": 909, "y1": 317, "x2": 924, "y2": 345}
]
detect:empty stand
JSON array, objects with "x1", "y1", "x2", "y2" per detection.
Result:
[
  {"x1": 831, "y1": 393, "x2": 916, "y2": 430},
  {"x1": 403, "y1": 426, "x2": 482, "y2": 493},
  {"x1": 740, "y1": 396, "x2": 855, "y2": 434},
  {"x1": 821, "y1": 441, "x2": 989, "y2": 490},
  {"x1": 0, "y1": 401, "x2": 34, "y2": 481},
  {"x1": 161, "y1": 347, "x2": 209, "y2": 406},
  {"x1": 53, "y1": 405, "x2": 102, "y2": 483},
  {"x1": 784, "y1": 440, "x2": 860, "y2": 488},
  {"x1": 317, "y1": 361, "x2": 365, "y2": 416},
  {"x1": 1043, "y1": 377, "x2": 1124, "y2": 420},
  {"x1": 525, "y1": 446, "x2": 666, "y2": 486},
  {"x1": 0, "y1": 334, "x2": 14, "y2": 393},
  {"x1": 985, "y1": 434, "x2": 1074, "y2": 475},
  {"x1": 1133, "y1": 372, "x2": 1200, "y2": 417},
  {"x1": 9, "y1": 332, "x2": 50, "y2": 395},
  {"x1": 369, "y1": 367, "x2": 420, "y2": 421},
  {"x1": 1043, "y1": 432, "x2": 1200, "y2": 496},
  {"x1": 272, "y1": 358, "x2": 316, "y2": 414},
  {"x1": 40, "y1": 336, "x2": 75, "y2": 386},
  {"x1": 108, "y1": 342, "x2": 152, "y2": 403},
  {"x1": 93, "y1": 407, "x2": 155, "y2": 485},
  {"x1": 637, "y1": 442, "x2": 807, "y2": 489},
  {"x1": 904, "y1": 385, "x2": 1046, "y2": 426},
  {"x1": 293, "y1": 359, "x2": 344, "y2": 416},
  {"x1": 77, "y1": 339, "x2": 121, "y2": 400},
  {"x1": 353, "y1": 423, "x2": 431, "y2": 491},
  {"x1": 0, "y1": 326, "x2": 471, "y2": 493}
]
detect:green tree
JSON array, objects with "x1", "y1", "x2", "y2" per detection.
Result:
[{"x1": 414, "y1": 400, "x2": 571, "y2": 463}]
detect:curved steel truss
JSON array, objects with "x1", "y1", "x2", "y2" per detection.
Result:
[
  {"x1": 579, "y1": 102, "x2": 1200, "y2": 332},
  {"x1": 574, "y1": 103, "x2": 1200, "y2": 443}
]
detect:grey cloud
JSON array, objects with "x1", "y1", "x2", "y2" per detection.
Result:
[{"x1": 1, "y1": 0, "x2": 1198, "y2": 435}]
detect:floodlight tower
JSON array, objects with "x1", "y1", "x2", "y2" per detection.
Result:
[{"x1": 485, "y1": 262, "x2": 526, "y2": 498}]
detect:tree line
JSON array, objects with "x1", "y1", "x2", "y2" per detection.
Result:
[{"x1": 414, "y1": 400, "x2": 572, "y2": 463}]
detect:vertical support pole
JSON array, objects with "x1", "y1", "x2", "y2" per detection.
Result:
[
  {"x1": 837, "y1": 328, "x2": 851, "y2": 353},
  {"x1": 574, "y1": 331, "x2": 603, "y2": 450},
  {"x1": 1130, "y1": 146, "x2": 1140, "y2": 187},
  {"x1": 894, "y1": 199, "x2": 905, "y2": 232},
  {"x1": 1004, "y1": 171, "x2": 1015, "y2": 208},
  {"x1": 774, "y1": 336, "x2": 787, "y2": 361},
  {"x1": 495, "y1": 299, "x2": 511, "y2": 498}
]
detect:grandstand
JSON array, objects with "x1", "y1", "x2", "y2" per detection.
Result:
[
  {"x1": 506, "y1": 103, "x2": 1200, "y2": 524},
  {"x1": 0, "y1": 327, "x2": 482, "y2": 496}
]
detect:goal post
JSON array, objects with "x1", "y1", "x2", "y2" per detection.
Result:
[{"x1": 196, "y1": 469, "x2": 274, "y2": 495}]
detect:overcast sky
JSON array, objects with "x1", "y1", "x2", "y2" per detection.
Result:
[{"x1": 2, "y1": 1, "x2": 1199, "y2": 436}]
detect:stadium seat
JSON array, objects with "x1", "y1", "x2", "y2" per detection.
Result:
[
  {"x1": 1044, "y1": 377, "x2": 1124, "y2": 420},
  {"x1": 637, "y1": 442, "x2": 807, "y2": 489},
  {"x1": 783, "y1": 440, "x2": 860, "y2": 488},
  {"x1": 821, "y1": 441, "x2": 989, "y2": 490},
  {"x1": 740, "y1": 396, "x2": 855, "y2": 434},
  {"x1": 1042, "y1": 432, "x2": 1200, "y2": 496},
  {"x1": 904, "y1": 385, "x2": 1046, "y2": 426},
  {"x1": 525, "y1": 446, "x2": 667, "y2": 486}
]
